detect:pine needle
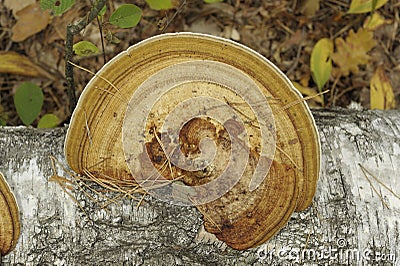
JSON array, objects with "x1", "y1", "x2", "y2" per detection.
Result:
[
  {"x1": 68, "y1": 60, "x2": 119, "y2": 93},
  {"x1": 279, "y1": 90, "x2": 330, "y2": 111}
]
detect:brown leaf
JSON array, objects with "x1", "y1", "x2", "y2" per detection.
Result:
[
  {"x1": 0, "y1": 51, "x2": 53, "y2": 79},
  {"x1": 283, "y1": 30, "x2": 304, "y2": 48},
  {"x1": 298, "y1": 0, "x2": 320, "y2": 17},
  {"x1": 11, "y1": 2, "x2": 52, "y2": 42},
  {"x1": 4, "y1": 0, "x2": 35, "y2": 16},
  {"x1": 332, "y1": 28, "x2": 377, "y2": 76}
]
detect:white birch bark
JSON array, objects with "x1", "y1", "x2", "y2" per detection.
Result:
[{"x1": 0, "y1": 109, "x2": 399, "y2": 265}]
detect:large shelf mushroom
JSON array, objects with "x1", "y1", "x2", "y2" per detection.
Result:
[
  {"x1": 0, "y1": 172, "x2": 20, "y2": 256},
  {"x1": 65, "y1": 33, "x2": 320, "y2": 250}
]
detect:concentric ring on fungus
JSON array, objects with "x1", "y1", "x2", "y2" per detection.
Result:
[
  {"x1": 65, "y1": 33, "x2": 320, "y2": 250},
  {"x1": 0, "y1": 172, "x2": 20, "y2": 256}
]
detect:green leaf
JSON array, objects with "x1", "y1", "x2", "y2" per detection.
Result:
[
  {"x1": 347, "y1": 0, "x2": 388, "y2": 14},
  {"x1": 98, "y1": 4, "x2": 107, "y2": 17},
  {"x1": 14, "y1": 82, "x2": 44, "y2": 126},
  {"x1": 109, "y1": 4, "x2": 142, "y2": 28},
  {"x1": 310, "y1": 38, "x2": 333, "y2": 91},
  {"x1": 40, "y1": 0, "x2": 76, "y2": 16},
  {"x1": 145, "y1": 0, "x2": 173, "y2": 10},
  {"x1": 73, "y1": 41, "x2": 99, "y2": 56},
  {"x1": 204, "y1": 0, "x2": 223, "y2": 3},
  {"x1": 38, "y1": 114, "x2": 60, "y2": 128}
]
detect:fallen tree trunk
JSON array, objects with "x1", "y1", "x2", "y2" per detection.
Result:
[{"x1": 0, "y1": 109, "x2": 399, "y2": 265}]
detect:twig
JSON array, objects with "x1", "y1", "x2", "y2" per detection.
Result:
[
  {"x1": 330, "y1": 75, "x2": 341, "y2": 106},
  {"x1": 161, "y1": 0, "x2": 186, "y2": 33},
  {"x1": 65, "y1": 0, "x2": 107, "y2": 117},
  {"x1": 286, "y1": 40, "x2": 303, "y2": 76},
  {"x1": 97, "y1": 16, "x2": 107, "y2": 64},
  {"x1": 90, "y1": 0, "x2": 107, "y2": 64}
]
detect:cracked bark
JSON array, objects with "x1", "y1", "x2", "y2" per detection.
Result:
[{"x1": 0, "y1": 109, "x2": 399, "y2": 265}]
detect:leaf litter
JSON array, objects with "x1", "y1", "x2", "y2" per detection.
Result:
[{"x1": 0, "y1": 0, "x2": 399, "y2": 127}]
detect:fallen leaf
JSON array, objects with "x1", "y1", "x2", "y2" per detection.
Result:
[
  {"x1": 299, "y1": 73, "x2": 311, "y2": 87},
  {"x1": 370, "y1": 65, "x2": 395, "y2": 110},
  {"x1": 348, "y1": 0, "x2": 388, "y2": 14},
  {"x1": 310, "y1": 38, "x2": 333, "y2": 90},
  {"x1": 298, "y1": 0, "x2": 320, "y2": 17},
  {"x1": 363, "y1": 12, "x2": 391, "y2": 30},
  {"x1": 282, "y1": 30, "x2": 304, "y2": 49},
  {"x1": 0, "y1": 51, "x2": 53, "y2": 79},
  {"x1": 223, "y1": 26, "x2": 241, "y2": 41},
  {"x1": 332, "y1": 28, "x2": 377, "y2": 76},
  {"x1": 184, "y1": 18, "x2": 222, "y2": 36},
  {"x1": 230, "y1": 28, "x2": 240, "y2": 41},
  {"x1": 11, "y1": 2, "x2": 51, "y2": 42},
  {"x1": 4, "y1": 0, "x2": 36, "y2": 16}
]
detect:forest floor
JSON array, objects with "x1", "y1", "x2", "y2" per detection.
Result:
[{"x1": 0, "y1": 0, "x2": 399, "y2": 126}]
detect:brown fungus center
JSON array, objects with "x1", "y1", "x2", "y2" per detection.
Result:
[
  {"x1": 179, "y1": 117, "x2": 217, "y2": 157},
  {"x1": 145, "y1": 117, "x2": 232, "y2": 187}
]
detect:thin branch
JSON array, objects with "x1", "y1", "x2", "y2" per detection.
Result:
[
  {"x1": 97, "y1": 15, "x2": 107, "y2": 64},
  {"x1": 90, "y1": 0, "x2": 107, "y2": 64},
  {"x1": 65, "y1": 0, "x2": 107, "y2": 117}
]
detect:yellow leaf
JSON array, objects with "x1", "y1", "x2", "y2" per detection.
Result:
[
  {"x1": 370, "y1": 66, "x2": 395, "y2": 110},
  {"x1": 0, "y1": 51, "x2": 53, "y2": 79},
  {"x1": 332, "y1": 28, "x2": 377, "y2": 76},
  {"x1": 310, "y1": 38, "x2": 333, "y2": 90},
  {"x1": 363, "y1": 12, "x2": 391, "y2": 30},
  {"x1": 348, "y1": 0, "x2": 388, "y2": 14}
]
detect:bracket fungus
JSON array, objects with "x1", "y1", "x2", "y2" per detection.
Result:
[
  {"x1": 65, "y1": 33, "x2": 320, "y2": 250},
  {"x1": 0, "y1": 172, "x2": 20, "y2": 256}
]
